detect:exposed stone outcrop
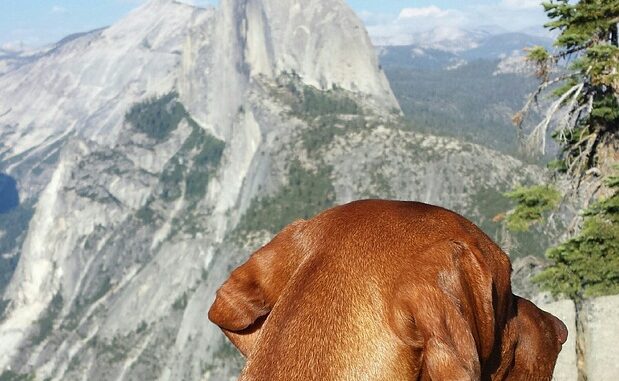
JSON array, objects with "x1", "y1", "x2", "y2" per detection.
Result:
[
  {"x1": 537, "y1": 294, "x2": 619, "y2": 381},
  {"x1": 540, "y1": 299, "x2": 578, "y2": 381},
  {"x1": 582, "y1": 295, "x2": 619, "y2": 380},
  {"x1": 513, "y1": 259, "x2": 619, "y2": 381}
]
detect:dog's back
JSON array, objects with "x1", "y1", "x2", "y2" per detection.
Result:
[{"x1": 210, "y1": 200, "x2": 563, "y2": 380}]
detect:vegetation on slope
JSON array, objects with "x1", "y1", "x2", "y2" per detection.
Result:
[
  {"x1": 293, "y1": 84, "x2": 361, "y2": 117},
  {"x1": 159, "y1": 122, "x2": 225, "y2": 205},
  {"x1": 127, "y1": 93, "x2": 225, "y2": 237},
  {"x1": 30, "y1": 292, "x2": 63, "y2": 346},
  {"x1": 0, "y1": 371, "x2": 35, "y2": 381},
  {"x1": 505, "y1": 185, "x2": 561, "y2": 232},
  {"x1": 235, "y1": 76, "x2": 362, "y2": 237},
  {"x1": 385, "y1": 60, "x2": 540, "y2": 156},
  {"x1": 126, "y1": 91, "x2": 225, "y2": 209},
  {"x1": 235, "y1": 160, "x2": 336, "y2": 235},
  {"x1": 125, "y1": 92, "x2": 186, "y2": 141}
]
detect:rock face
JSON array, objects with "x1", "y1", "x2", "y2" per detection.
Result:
[
  {"x1": 242, "y1": 0, "x2": 397, "y2": 106},
  {"x1": 534, "y1": 295, "x2": 619, "y2": 381},
  {"x1": 0, "y1": 1, "x2": 400, "y2": 379},
  {"x1": 0, "y1": 1, "x2": 209, "y2": 200},
  {"x1": 0, "y1": 0, "x2": 588, "y2": 380},
  {"x1": 582, "y1": 295, "x2": 619, "y2": 380}
]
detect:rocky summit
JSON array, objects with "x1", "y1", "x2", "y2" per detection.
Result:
[{"x1": 0, "y1": 0, "x2": 575, "y2": 380}]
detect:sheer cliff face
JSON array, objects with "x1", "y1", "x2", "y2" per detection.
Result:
[
  {"x1": 180, "y1": 0, "x2": 398, "y2": 138},
  {"x1": 0, "y1": 1, "x2": 546, "y2": 380},
  {"x1": 241, "y1": 0, "x2": 396, "y2": 102}
]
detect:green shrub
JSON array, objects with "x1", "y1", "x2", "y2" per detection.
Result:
[
  {"x1": 136, "y1": 204, "x2": 159, "y2": 224},
  {"x1": 504, "y1": 185, "x2": 561, "y2": 232},
  {"x1": 295, "y1": 85, "x2": 360, "y2": 116},
  {"x1": 172, "y1": 292, "x2": 189, "y2": 311},
  {"x1": 182, "y1": 127, "x2": 225, "y2": 203},
  {"x1": 193, "y1": 132, "x2": 225, "y2": 168},
  {"x1": 125, "y1": 92, "x2": 185, "y2": 141},
  {"x1": 158, "y1": 123, "x2": 225, "y2": 205},
  {"x1": 160, "y1": 162, "x2": 184, "y2": 202},
  {"x1": 0, "y1": 371, "x2": 35, "y2": 381},
  {"x1": 136, "y1": 321, "x2": 148, "y2": 334},
  {"x1": 30, "y1": 292, "x2": 63, "y2": 346}
]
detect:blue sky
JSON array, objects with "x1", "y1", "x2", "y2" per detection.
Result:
[{"x1": 0, "y1": 0, "x2": 547, "y2": 49}]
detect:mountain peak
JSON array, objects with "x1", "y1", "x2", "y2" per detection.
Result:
[{"x1": 230, "y1": 0, "x2": 397, "y2": 105}]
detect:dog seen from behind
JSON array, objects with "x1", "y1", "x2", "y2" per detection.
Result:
[{"x1": 209, "y1": 200, "x2": 568, "y2": 380}]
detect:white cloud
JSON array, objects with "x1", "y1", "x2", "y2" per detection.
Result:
[
  {"x1": 397, "y1": 6, "x2": 448, "y2": 20},
  {"x1": 366, "y1": 6, "x2": 468, "y2": 46},
  {"x1": 1, "y1": 30, "x2": 45, "y2": 50},
  {"x1": 358, "y1": 9, "x2": 399, "y2": 28},
  {"x1": 359, "y1": 1, "x2": 549, "y2": 46},
  {"x1": 175, "y1": 0, "x2": 217, "y2": 6},
  {"x1": 1, "y1": 41, "x2": 26, "y2": 52},
  {"x1": 500, "y1": 0, "x2": 543, "y2": 9},
  {"x1": 51, "y1": 5, "x2": 68, "y2": 14}
]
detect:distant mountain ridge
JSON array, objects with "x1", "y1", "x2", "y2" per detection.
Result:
[
  {"x1": 377, "y1": 30, "x2": 552, "y2": 156},
  {"x1": 378, "y1": 29, "x2": 554, "y2": 70}
]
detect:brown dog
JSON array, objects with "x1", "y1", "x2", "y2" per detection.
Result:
[{"x1": 209, "y1": 200, "x2": 567, "y2": 380}]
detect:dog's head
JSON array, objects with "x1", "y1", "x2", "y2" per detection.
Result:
[{"x1": 207, "y1": 201, "x2": 568, "y2": 380}]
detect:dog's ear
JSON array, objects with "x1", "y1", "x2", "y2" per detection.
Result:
[
  {"x1": 502, "y1": 296, "x2": 567, "y2": 380},
  {"x1": 208, "y1": 220, "x2": 307, "y2": 356},
  {"x1": 550, "y1": 311, "x2": 568, "y2": 345},
  {"x1": 392, "y1": 240, "x2": 496, "y2": 381}
]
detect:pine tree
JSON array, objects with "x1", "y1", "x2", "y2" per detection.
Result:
[
  {"x1": 514, "y1": 0, "x2": 618, "y2": 178},
  {"x1": 507, "y1": 0, "x2": 619, "y2": 300}
]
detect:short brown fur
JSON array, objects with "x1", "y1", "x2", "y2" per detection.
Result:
[{"x1": 208, "y1": 200, "x2": 567, "y2": 380}]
